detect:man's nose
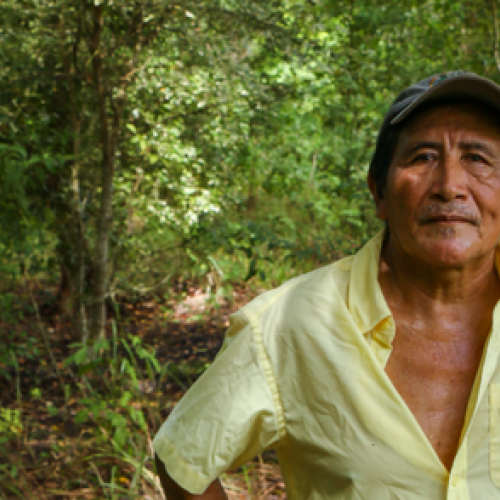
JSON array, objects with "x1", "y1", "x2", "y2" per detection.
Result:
[{"x1": 430, "y1": 153, "x2": 468, "y2": 201}]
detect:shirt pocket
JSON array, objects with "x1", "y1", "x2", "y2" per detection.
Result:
[{"x1": 490, "y1": 383, "x2": 500, "y2": 487}]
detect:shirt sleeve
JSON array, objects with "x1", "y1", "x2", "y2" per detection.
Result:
[{"x1": 152, "y1": 310, "x2": 284, "y2": 494}]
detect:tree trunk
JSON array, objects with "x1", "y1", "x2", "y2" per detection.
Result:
[
  {"x1": 89, "y1": 4, "x2": 114, "y2": 343},
  {"x1": 87, "y1": 3, "x2": 127, "y2": 344},
  {"x1": 59, "y1": 11, "x2": 88, "y2": 341}
]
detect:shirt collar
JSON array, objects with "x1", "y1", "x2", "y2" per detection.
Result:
[
  {"x1": 347, "y1": 229, "x2": 391, "y2": 335},
  {"x1": 348, "y1": 229, "x2": 500, "y2": 337}
]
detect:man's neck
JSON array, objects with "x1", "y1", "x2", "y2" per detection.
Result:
[{"x1": 378, "y1": 237, "x2": 500, "y2": 334}]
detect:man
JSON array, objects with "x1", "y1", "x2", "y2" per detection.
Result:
[{"x1": 153, "y1": 70, "x2": 500, "y2": 498}]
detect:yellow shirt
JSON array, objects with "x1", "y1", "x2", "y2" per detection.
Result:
[{"x1": 153, "y1": 230, "x2": 500, "y2": 498}]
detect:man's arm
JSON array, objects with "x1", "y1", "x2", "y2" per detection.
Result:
[{"x1": 155, "y1": 454, "x2": 228, "y2": 500}]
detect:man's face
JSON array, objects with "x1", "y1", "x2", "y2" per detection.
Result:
[{"x1": 372, "y1": 103, "x2": 500, "y2": 269}]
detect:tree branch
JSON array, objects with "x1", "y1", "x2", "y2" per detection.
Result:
[
  {"x1": 73, "y1": 6, "x2": 83, "y2": 76},
  {"x1": 491, "y1": 0, "x2": 500, "y2": 72}
]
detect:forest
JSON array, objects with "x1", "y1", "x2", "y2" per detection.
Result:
[{"x1": 0, "y1": 0, "x2": 498, "y2": 497}]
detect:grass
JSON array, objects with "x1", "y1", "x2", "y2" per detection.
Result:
[{"x1": 0, "y1": 280, "x2": 287, "y2": 499}]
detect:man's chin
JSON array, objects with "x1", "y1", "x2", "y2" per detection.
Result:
[
  {"x1": 414, "y1": 237, "x2": 478, "y2": 268},
  {"x1": 420, "y1": 221, "x2": 475, "y2": 237}
]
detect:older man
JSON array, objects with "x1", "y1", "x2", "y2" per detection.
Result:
[{"x1": 153, "y1": 71, "x2": 500, "y2": 498}]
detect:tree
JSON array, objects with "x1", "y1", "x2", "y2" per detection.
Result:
[
  {"x1": 0, "y1": 0, "x2": 306, "y2": 344},
  {"x1": 2, "y1": 0, "x2": 500, "y2": 347}
]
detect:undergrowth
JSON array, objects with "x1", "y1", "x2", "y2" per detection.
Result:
[{"x1": 0, "y1": 281, "x2": 286, "y2": 499}]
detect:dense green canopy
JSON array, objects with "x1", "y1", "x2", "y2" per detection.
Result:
[{"x1": 0, "y1": 0, "x2": 498, "y2": 341}]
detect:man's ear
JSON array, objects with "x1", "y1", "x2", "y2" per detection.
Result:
[{"x1": 367, "y1": 171, "x2": 387, "y2": 221}]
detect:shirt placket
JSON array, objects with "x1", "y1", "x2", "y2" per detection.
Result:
[
  {"x1": 446, "y1": 306, "x2": 500, "y2": 499},
  {"x1": 447, "y1": 443, "x2": 468, "y2": 500}
]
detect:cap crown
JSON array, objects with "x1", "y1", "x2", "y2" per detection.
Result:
[{"x1": 388, "y1": 70, "x2": 471, "y2": 124}]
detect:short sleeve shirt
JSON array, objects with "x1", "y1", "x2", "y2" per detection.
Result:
[{"x1": 153, "y1": 230, "x2": 500, "y2": 498}]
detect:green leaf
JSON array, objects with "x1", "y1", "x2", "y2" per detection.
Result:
[
  {"x1": 74, "y1": 409, "x2": 89, "y2": 424},
  {"x1": 119, "y1": 391, "x2": 132, "y2": 407},
  {"x1": 113, "y1": 426, "x2": 126, "y2": 449},
  {"x1": 47, "y1": 405, "x2": 58, "y2": 416},
  {"x1": 74, "y1": 347, "x2": 89, "y2": 365},
  {"x1": 130, "y1": 407, "x2": 147, "y2": 430}
]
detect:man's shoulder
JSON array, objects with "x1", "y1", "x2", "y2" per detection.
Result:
[{"x1": 237, "y1": 254, "x2": 355, "y2": 327}]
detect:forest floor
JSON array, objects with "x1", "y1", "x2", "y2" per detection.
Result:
[{"x1": 0, "y1": 279, "x2": 287, "y2": 499}]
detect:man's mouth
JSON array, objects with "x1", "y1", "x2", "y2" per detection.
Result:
[
  {"x1": 425, "y1": 215, "x2": 472, "y2": 223},
  {"x1": 417, "y1": 204, "x2": 481, "y2": 226}
]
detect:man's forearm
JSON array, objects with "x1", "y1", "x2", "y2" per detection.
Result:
[{"x1": 155, "y1": 453, "x2": 228, "y2": 500}]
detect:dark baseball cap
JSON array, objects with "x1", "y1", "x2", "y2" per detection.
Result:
[{"x1": 373, "y1": 70, "x2": 500, "y2": 157}]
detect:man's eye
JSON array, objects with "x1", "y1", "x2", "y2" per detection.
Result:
[
  {"x1": 410, "y1": 153, "x2": 434, "y2": 163},
  {"x1": 468, "y1": 153, "x2": 485, "y2": 163}
]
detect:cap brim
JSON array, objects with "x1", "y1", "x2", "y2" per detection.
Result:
[{"x1": 390, "y1": 74, "x2": 500, "y2": 124}]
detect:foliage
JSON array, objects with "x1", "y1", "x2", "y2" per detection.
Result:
[
  {"x1": 0, "y1": 284, "x2": 288, "y2": 497},
  {"x1": 61, "y1": 309, "x2": 171, "y2": 441},
  {"x1": 2, "y1": 0, "x2": 500, "y2": 305}
]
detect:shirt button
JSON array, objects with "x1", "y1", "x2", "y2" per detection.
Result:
[{"x1": 451, "y1": 475, "x2": 459, "y2": 487}]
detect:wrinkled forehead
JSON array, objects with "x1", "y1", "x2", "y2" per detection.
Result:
[{"x1": 398, "y1": 99, "x2": 500, "y2": 139}]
